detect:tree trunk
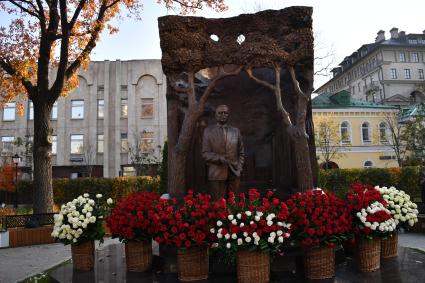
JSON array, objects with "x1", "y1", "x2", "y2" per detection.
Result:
[
  {"x1": 168, "y1": 109, "x2": 201, "y2": 198},
  {"x1": 168, "y1": 150, "x2": 186, "y2": 198},
  {"x1": 293, "y1": 134, "x2": 313, "y2": 191},
  {"x1": 32, "y1": 100, "x2": 53, "y2": 213}
]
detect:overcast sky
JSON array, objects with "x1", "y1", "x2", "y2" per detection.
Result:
[{"x1": 2, "y1": 0, "x2": 425, "y2": 89}]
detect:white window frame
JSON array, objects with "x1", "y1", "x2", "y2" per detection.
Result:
[
  {"x1": 121, "y1": 98, "x2": 128, "y2": 118},
  {"x1": 28, "y1": 102, "x2": 34, "y2": 120},
  {"x1": 399, "y1": 52, "x2": 406, "y2": 62},
  {"x1": 71, "y1": 100, "x2": 84, "y2": 119},
  {"x1": 70, "y1": 134, "x2": 84, "y2": 154},
  {"x1": 340, "y1": 121, "x2": 352, "y2": 144},
  {"x1": 361, "y1": 122, "x2": 371, "y2": 144},
  {"x1": 419, "y1": 69, "x2": 424, "y2": 79},
  {"x1": 1, "y1": 136, "x2": 14, "y2": 155},
  {"x1": 412, "y1": 52, "x2": 419, "y2": 62},
  {"x1": 390, "y1": 68, "x2": 397, "y2": 79},
  {"x1": 52, "y1": 135, "x2": 57, "y2": 155},
  {"x1": 3, "y1": 102, "x2": 16, "y2": 121},
  {"x1": 97, "y1": 99, "x2": 104, "y2": 119},
  {"x1": 121, "y1": 133, "x2": 128, "y2": 153},
  {"x1": 97, "y1": 134, "x2": 104, "y2": 154},
  {"x1": 51, "y1": 102, "x2": 58, "y2": 120},
  {"x1": 379, "y1": 122, "x2": 388, "y2": 144},
  {"x1": 404, "y1": 69, "x2": 411, "y2": 79}
]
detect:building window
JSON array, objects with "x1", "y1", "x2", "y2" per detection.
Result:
[
  {"x1": 97, "y1": 134, "x2": 104, "y2": 153},
  {"x1": 419, "y1": 69, "x2": 424, "y2": 79},
  {"x1": 140, "y1": 131, "x2": 155, "y2": 153},
  {"x1": 51, "y1": 102, "x2": 58, "y2": 120},
  {"x1": 97, "y1": 99, "x2": 104, "y2": 119},
  {"x1": 390, "y1": 68, "x2": 397, "y2": 79},
  {"x1": 71, "y1": 100, "x2": 84, "y2": 119},
  {"x1": 52, "y1": 135, "x2": 57, "y2": 155},
  {"x1": 399, "y1": 52, "x2": 406, "y2": 62},
  {"x1": 361, "y1": 122, "x2": 371, "y2": 143},
  {"x1": 121, "y1": 133, "x2": 128, "y2": 152},
  {"x1": 70, "y1": 134, "x2": 84, "y2": 154},
  {"x1": 363, "y1": 160, "x2": 374, "y2": 168},
  {"x1": 121, "y1": 98, "x2": 128, "y2": 118},
  {"x1": 379, "y1": 122, "x2": 388, "y2": 143},
  {"x1": 412, "y1": 52, "x2": 419, "y2": 62},
  {"x1": 28, "y1": 102, "x2": 34, "y2": 120},
  {"x1": 340, "y1": 122, "x2": 351, "y2": 144},
  {"x1": 405, "y1": 69, "x2": 411, "y2": 79},
  {"x1": 141, "y1": 99, "x2": 154, "y2": 118},
  {"x1": 3, "y1": 102, "x2": 15, "y2": 121},
  {"x1": 1, "y1": 136, "x2": 14, "y2": 155}
]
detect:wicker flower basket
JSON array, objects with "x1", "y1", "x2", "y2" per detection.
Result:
[
  {"x1": 177, "y1": 245, "x2": 209, "y2": 281},
  {"x1": 356, "y1": 237, "x2": 381, "y2": 272},
  {"x1": 304, "y1": 245, "x2": 335, "y2": 279},
  {"x1": 125, "y1": 240, "x2": 152, "y2": 272},
  {"x1": 71, "y1": 240, "x2": 95, "y2": 270},
  {"x1": 237, "y1": 250, "x2": 270, "y2": 283},
  {"x1": 381, "y1": 232, "x2": 398, "y2": 259}
]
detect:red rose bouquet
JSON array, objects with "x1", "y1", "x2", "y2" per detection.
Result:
[
  {"x1": 155, "y1": 190, "x2": 215, "y2": 249},
  {"x1": 106, "y1": 191, "x2": 172, "y2": 242},
  {"x1": 286, "y1": 189, "x2": 352, "y2": 247},
  {"x1": 211, "y1": 189, "x2": 291, "y2": 258}
]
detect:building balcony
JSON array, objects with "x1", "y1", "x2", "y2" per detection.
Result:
[{"x1": 363, "y1": 81, "x2": 380, "y2": 93}]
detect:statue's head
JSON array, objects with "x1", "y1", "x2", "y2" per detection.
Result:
[{"x1": 215, "y1": 104, "x2": 229, "y2": 125}]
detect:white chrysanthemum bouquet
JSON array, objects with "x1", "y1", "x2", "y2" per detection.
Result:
[
  {"x1": 51, "y1": 193, "x2": 113, "y2": 245},
  {"x1": 375, "y1": 186, "x2": 419, "y2": 229}
]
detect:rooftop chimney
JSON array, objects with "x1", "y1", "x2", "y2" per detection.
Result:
[
  {"x1": 375, "y1": 30, "x2": 386, "y2": 42},
  {"x1": 423, "y1": 30, "x2": 425, "y2": 34},
  {"x1": 399, "y1": 31, "x2": 406, "y2": 40},
  {"x1": 390, "y1": 27, "x2": 399, "y2": 39}
]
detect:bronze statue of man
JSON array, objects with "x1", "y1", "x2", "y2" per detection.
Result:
[{"x1": 202, "y1": 105, "x2": 244, "y2": 201}]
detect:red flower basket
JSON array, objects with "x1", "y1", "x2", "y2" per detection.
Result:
[{"x1": 286, "y1": 189, "x2": 351, "y2": 279}]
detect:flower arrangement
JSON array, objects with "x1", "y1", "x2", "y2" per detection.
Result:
[
  {"x1": 106, "y1": 191, "x2": 171, "y2": 242},
  {"x1": 52, "y1": 193, "x2": 113, "y2": 245},
  {"x1": 286, "y1": 189, "x2": 352, "y2": 247},
  {"x1": 346, "y1": 183, "x2": 395, "y2": 239},
  {"x1": 375, "y1": 186, "x2": 419, "y2": 229},
  {"x1": 156, "y1": 191, "x2": 214, "y2": 248},
  {"x1": 211, "y1": 189, "x2": 291, "y2": 257}
]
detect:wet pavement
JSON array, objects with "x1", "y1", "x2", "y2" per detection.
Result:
[{"x1": 49, "y1": 244, "x2": 425, "y2": 283}]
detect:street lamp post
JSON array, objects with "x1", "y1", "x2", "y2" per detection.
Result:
[{"x1": 12, "y1": 154, "x2": 21, "y2": 209}]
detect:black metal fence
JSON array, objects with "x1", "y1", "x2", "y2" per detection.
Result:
[{"x1": 2, "y1": 213, "x2": 55, "y2": 230}]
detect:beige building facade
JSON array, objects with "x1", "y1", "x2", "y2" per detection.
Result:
[
  {"x1": 316, "y1": 28, "x2": 425, "y2": 107},
  {"x1": 0, "y1": 60, "x2": 167, "y2": 178}
]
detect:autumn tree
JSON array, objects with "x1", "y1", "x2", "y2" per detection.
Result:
[
  {"x1": 0, "y1": 0, "x2": 227, "y2": 213},
  {"x1": 314, "y1": 116, "x2": 345, "y2": 169},
  {"x1": 382, "y1": 113, "x2": 407, "y2": 167},
  {"x1": 402, "y1": 103, "x2": 425, "y2": 164},
  {"x1": 128, "y1": 132, "x2": 160, "y2": 176}
]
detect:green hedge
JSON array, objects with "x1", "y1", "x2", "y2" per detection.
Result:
[
  {"x1": 17, "y1": 176, "x2": 162, "y2": 205},
  {"x1": 319, "y1": 166, "x2": 422, "y2": 201}
]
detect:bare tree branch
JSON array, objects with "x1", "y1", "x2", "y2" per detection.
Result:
[{"x1": 289, "y1": 66, "x2": 309, "y2": 100}]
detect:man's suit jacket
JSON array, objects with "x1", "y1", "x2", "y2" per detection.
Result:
[{"x1": 202, "y1": 124, "x2": 244, "y2": 181}]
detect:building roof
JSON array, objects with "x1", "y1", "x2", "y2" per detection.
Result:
[
  {"x1": 317, "y1": 29, "x2": 425, "y2": 92},
  {"x1": 312, "y1": 90, "x2": 398, "y2": 109}
]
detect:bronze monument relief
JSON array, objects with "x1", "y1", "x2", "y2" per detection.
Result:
[
  {"x1": 158, "y1": 7, "x2": 316, "y2": 197},
  {"x1": 202, "y1": 105, "x2": 244, "y2": 200}
]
